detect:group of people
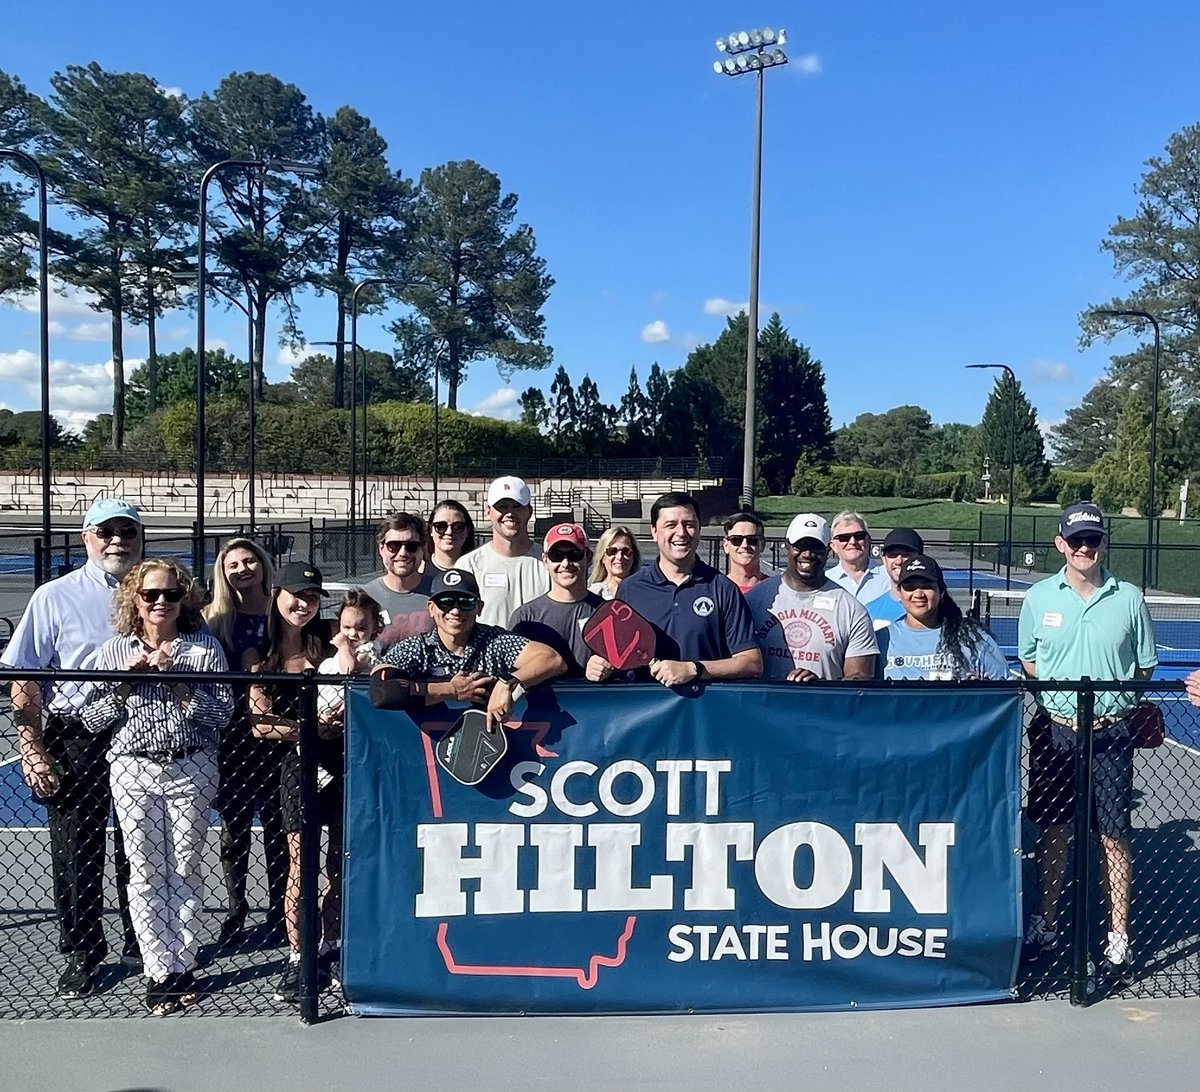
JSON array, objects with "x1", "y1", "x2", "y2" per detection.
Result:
[{"x1": 4, "y1": 479, "x2": 1195, "y2": 1012}]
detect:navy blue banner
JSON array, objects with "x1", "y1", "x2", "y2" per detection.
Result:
[{"x1": 342, "y1": 682, "x2": 1022, "y2": 1014}]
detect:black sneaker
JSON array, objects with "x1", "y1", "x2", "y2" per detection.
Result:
[
  {"x1": 319, "y1": 948, "x2": 341, "y2": 990},
  {"x1": 1098, "y1": 956, "x2": 1136, "y2": 988},
  {"x1": 57, "y1": 953, "x2": 95, "y2": 1000},
  {"x1": 120, "y1": 940, "x2": 143, "y2": 972},
  {"x1": 274, "y1": 961, "x2": 300, "y2": 1005},
  {"x1": 217, "y1": 916, "x2": 246, "y2": 948}
]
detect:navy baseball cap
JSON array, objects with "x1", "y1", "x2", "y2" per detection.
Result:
[
  {"x1": 881, "y1": 527, "x2": 924, "y2": 553},
  {"x1": 431, "y1": 568, "x2": 482, "y2": 599},
  {"x1": 277, "y1": 561, "x2": 328, "y2": 596},
  {"x1": 898, "y1": 554, "x2": 944, "y2": 586},
  {"x1": 1059, "y1": 503, "x2": 1107, "y2": 539}
]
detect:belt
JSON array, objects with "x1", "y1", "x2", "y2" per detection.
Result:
[
  {"x1": 126, "y1": 746, "x2": 207, "y2": 762},
  {"x1": 1046, "y1": 713, "x2": 1130, "y2": 731}
]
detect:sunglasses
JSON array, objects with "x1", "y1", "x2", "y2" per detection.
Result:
[
  {"x1": 433, "y1": 594, "x2": 479, "y2": 613},
  {"x1": 605, "y1": 546, "x2": 633, "y2": 558},
  {"x1": 382, "y1": 539, "x2": 422, "y2": 555},
  {"x1": 93, "y1": 523, "x2": 140, "y2": 540},
  {"x1": 899, "y1": 581, "x2": 938, "y2": 594},
  {"x1": 881, "y1": 548, "x2": 915, "y2": 559},
  {"x1": 548, "y1": 549, "x2": 583, "y2": 564},
  {"x1": 833, "y1": 531, "x2": 869, "y2": 544},
  {"x1": 139, "y1": 587, "x2": 185, "y2": 604},
  {"x1": 1065, "y1": 533, "x2": 1105, "y2": 549},
  {"x1": 726, "y1": 534, "x2": 761, "y2": 548},
  {"x1": 431, "y1": 520, "x2": 467, "y2": 535}
]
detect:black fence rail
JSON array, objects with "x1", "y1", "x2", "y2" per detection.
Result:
[{"x1": 1, "y1": 668, "x2": 1199, "y2": 1022}]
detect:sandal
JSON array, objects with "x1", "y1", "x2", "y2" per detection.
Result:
[
  {"x1": 171, "y1": 970, "x2": 202, "y2": 1007},
  {"x1": 146, "y1": 977, "x2": 181, "y2": 1016}
]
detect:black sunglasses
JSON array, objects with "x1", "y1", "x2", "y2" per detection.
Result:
[
  {"x1": 1065, "y1": 533, "x2": 1105, "y2": 549},
  {"x1": 726, "y1": 534, "x2": 761, "y2": 548},
  {"x1": 430, "y1": 520, "x2": 467, "y2": 535},
  {"x1": 547, "y1": 548, "x2": 584, "y2": 563},
  {"x1": 139, "y1": 587, "x2": 185, "y2": 604},
  {"x1": 833, "y1": 531, "x2": 869, "y2": 544},
  {"x1": 93, "y1": 522, "x2": 140, "y2": 540},
  {"x1": 433, "y1": 594, "x2": 479, "y2": 613},
  {"x1": 382, "y1": 539, "x2": 422, "y2": 555}
]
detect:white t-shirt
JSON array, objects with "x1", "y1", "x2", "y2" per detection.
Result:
[
  {"x1": 746, "y1": 575, "x2": 879, "y2": 680},
  {"x1": 459, "y1": 541, "x2": 550, "y2": 627}
]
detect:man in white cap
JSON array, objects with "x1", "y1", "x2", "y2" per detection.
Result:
[
  {"x1": 2, "y1": 498, "x2": 145, "y2": 998},
  {"x1": 747, "y1": 512, "x2": 878, "y2": 681},
  {"x1": 459, "y1": 475, "x2": 550, "y2": 626}
]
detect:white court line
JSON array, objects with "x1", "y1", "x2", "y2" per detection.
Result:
[
  {"x1": 1, "y1": 754, "x2": 19, "y2": 767},
  {"x1": 1165, "y1": 737, "x2": 1200, "y2": 758}
]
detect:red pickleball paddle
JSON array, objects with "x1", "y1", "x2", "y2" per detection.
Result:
[{"x1": 582, "y1": 600, "x2": 657, "y2": 670}]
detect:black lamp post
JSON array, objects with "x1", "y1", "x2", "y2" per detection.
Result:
[
  {"x1": 1092, "y1": 309, "x2": 1162, "y2": 591},
  {"x1": 967, "y1": 363, "x2": 1017, "y2": 590},
  {"x1": 1, "y1": 148, "x2": 52, "y2": 582},
  {"x1": 311, "y1": 338, "x2": 368, "y2": 568},
  {"x1": 195, "y1": 157, "x2": 318, "y2": 577}
]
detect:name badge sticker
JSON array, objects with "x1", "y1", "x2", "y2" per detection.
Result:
[
  {"x1": 484, "y1": 573, "x2": 507, "y2": 588},
  {"x1": 1042, "y1": 611, "x2": 1063, "y2": 627},
  {"x1": 813, "y1": 595, "x2": 836, "y2": 610}
]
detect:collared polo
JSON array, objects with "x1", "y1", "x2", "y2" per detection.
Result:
[
  {"x1": 1017, "y1": 566, "x2": 1157, "y2": 719},
  {"x1": 2, "y1": 560, "x2": 122, "y2": 714},
  {"x1": 826, "y1": 559, "x2": 892, "y2": 606},
  {"x1": 617, "y1": 558, "x2": 756, "y2": 662}
]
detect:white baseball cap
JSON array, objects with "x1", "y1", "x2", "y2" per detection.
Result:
[
  {"x1": 785, "y1": 512, "x2": 831, "y2": 547},
  {"x1": 486, "y1": 476, "x2": 532, "y2": 507}
]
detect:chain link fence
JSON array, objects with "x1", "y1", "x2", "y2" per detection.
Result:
[{"x1": 0, "y1": 669, "x2": 1198, "y2": 1021}]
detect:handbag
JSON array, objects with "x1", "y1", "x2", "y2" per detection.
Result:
[{"x1": 1129, "y1": 701, "x2": 1165, "y2": 749}]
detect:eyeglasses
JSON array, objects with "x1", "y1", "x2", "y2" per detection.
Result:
[
  {"x1": 726, "y1": 534, "x2": 761, "y2": 548},
  {"x1": 606, "y1": 545, "x2": 633, "y2": 558},
  {"x1": 881, "y1": 548, "x2": 915, "y2": 559},
  {"x1": 1065, "y1": 533, "x2": 1105, "y2": 549},
  {"x1": 547, "y1": 549, "x2": 583, "y2": 564},
  {"x1": 431, "y1": 520, "x2": 467, "y2": 535},
  {"x1": 92, "y1": 522, "x2": 140, "y2": 540},
  {"x1": 138, "y1": 587, "x2": 185, "y2": 604},
  {"x1": 382, "y1": 539, "x2": 422, "y2": 555},
  {"x1": 832, "y1": 531, "x2": 869, "y2": 544},
  {"x1": 432, "y1": 594, "x2": 479, "y2": 613}
]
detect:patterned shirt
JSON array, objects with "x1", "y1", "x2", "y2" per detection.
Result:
[
  {"x1": 380, "y1": 623, "x2": 528, "y2": 681},
  {"x1": 79, "y1": 632, "x2": 234, "y2": 757}
]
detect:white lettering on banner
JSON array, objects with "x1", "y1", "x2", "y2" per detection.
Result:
[
  {"x1": 415, "y1": 815, "x2": 956, "y2": 918},
  {"x1": 800, "y1": 923, "x2": 948, "y2": 961},
  {"x1": 667, "y1": 923, "x2": 790, "y2": 962}
]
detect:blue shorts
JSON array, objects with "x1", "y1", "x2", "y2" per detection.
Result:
[{"x1": 1026, "y1": 711, "x2": 1132, "y2": 840}]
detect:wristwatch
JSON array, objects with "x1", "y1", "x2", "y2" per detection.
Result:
[
  {"x1": 692, "y1": 660, "x2": 707, "y2": 680},
  {"x1": 502, "y1": 673, "x2": 526, "y2": 702}
]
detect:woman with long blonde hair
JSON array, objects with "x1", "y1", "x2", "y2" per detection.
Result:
[
  {"x1": 588, "y1": 525, "x2": 642, "y2": 600},
  {"x1": 203, "y1": 537, "x2": 288, "y2": 947}
]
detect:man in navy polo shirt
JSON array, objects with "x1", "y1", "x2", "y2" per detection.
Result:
[{"x1": 617, "y1": 491, "x2": 761, "y2": 687}]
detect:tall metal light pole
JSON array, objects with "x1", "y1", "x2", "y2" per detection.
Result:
[
  {"x1": 311, "y1": 339, "x2": 368, "y2": 550},
  {"x1": 1, "y1": 148, "x2": 52, "y2": 582},
  {"x1": 967, "y1": 363, "x2": 1017, "y2": 590},
  {"x1": 1092, "y1": 308, "x2": 1162, "y2": 591},
  {"x1": 196, "y1": 157, "x2": 318, "y2": 577},
  {"x1": 712, "y1": 28, "x2": 789, "y2": 509}
]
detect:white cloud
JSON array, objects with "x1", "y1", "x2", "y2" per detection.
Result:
[
  {"x1": 276, "y1": 343, "x2": 308, "y2": 367},
  {"x1": 1029, "y1": 358, "x2": 1073, "y2": 383},
  {"x1": 0, "y1": 349, "x2": 143, "y2": 434},
  {"x1": 48, "y1": 319, "x2": 111, "y2": 342},
  {"x1": 159, "y1": 85, "x2": 186, "y2": 100},
  {"x1": 466, "y1": 387, "x2": 520, "y2": 421},
  {"x1": 794, "y1": 53, "x2": 823, "y2": 77},
  {"x1": 4, "y1": 277, "x2": 102, "y2": 320},
  {"x1": 641, "y1": 320, "x2": 671, "y2": 344},
  {"x1": 704, "y1": 298, "x2": 748, "y2": 317}
]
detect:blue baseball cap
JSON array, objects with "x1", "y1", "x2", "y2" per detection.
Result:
[
  {"x1": 1058, "y1": 503, "x2": 1106, "y2": 540},
  {"x1": 81, "y1": 498, "x2": 142, "y2": 531}
]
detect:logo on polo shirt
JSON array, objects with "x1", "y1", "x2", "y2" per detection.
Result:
[
  {"x1": 443, "y1": 571, "x2": 462, "y2": 586},
  {"x1": 693, "y1": 596, "x2": 715, "y2": 618}
]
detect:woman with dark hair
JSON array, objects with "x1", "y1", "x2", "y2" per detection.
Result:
[
  {"x1": 246, "y1": 562, "x2": 337, "y2": 1006},
  {"x1": 425, "y1": 499, "x2": 477, "y2": 572},
  {"x1": 81, "y1": 558, "x2": 233, "y2": 1015},
  {"x1": 204, "y1": 537, "x2": 288, "y2": 946},
  {"x1": 879, "y1": 555, "x2": 1010, "y2": 680}
]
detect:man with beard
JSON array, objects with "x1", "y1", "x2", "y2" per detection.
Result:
[
  {"x1": 362, "y1": 512, "x2": 435, "y2": 649},
  {"x1": 3, "y1": 498, "x2": 145, "y2": 998},
  {"x1": 459, "y1": 476, "x2": 550, "y2": 627},
  {"x1": 617, "y1": 492, "x2": 761, "y2": 688},
  {"x1": 509, "y1": 523, "x2": 611, "y2": 680},
  {"x1": 747, "y1": 513, "x2": 878, "y2": 682}
]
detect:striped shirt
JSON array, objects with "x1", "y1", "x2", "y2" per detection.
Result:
[{"x1": 80, "y1": 632, "x2": 234, "y2": 757}]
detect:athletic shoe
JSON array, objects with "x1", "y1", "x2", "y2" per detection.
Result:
[
  {"x1": 319, "y1": 948, "x2": 341, "y2": 990},
  {"x1": 1098, "y1": 932, "x2": 1135, "y2": 987},
  {"x1": 1022, "y1": 914, "x2": 1058, "y2": 962},
  {"x1": 57, "y1": 953, "x2": 95, "y2": 999},
  {"x1": 274, "y1": 961, "x2": 300, "y2": 1005},
  {"x1": 120, "y1": 939, "x2": 143, "y2": 971}
]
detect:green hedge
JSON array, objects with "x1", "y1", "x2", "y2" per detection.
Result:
[{"x1": 789, "y1": 463, "x2": 975, "y2": 501}]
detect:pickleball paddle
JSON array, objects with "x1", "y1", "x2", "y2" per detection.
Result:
[
  {"x1": 436, "y1": 708, "x2": 509, "y2": 786},
  {"x1": 582, "y1": 599, "x2": 657, "y2": 670}
]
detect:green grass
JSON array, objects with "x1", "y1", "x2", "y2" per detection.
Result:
[{"x1": 755, "y1": 495, "x2": 1048, "y2": 533}]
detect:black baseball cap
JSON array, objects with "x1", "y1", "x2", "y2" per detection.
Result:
[
  {"x1": 898, "y1": 554, "x2": 944, "y2": 586},
  {"x1": 431, "y1": 568, "x2": 482, "y2": 600},
  {"x1": 1058, "y1": 503, "x2": 1107, "y2": 540},
  {"x1": 881, "y1": 528, "x2": 924, "y2": 554},
  {"x1": 277, "y1": 561, "x2": 328, "y2": 596}
]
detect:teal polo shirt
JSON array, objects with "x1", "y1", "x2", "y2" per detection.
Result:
[{"x1": 1017, "y1": 567, "x2": 1157, "y2": 719}]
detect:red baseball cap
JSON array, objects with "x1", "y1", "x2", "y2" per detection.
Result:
[{"x1": 543, "y1": 523, "x2": 588, "y2": 553}]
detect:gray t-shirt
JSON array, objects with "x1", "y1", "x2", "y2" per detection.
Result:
[
  {"x1": 459, "y1": 541, "x2": 550, "y2": 627},
  {"x1": 746, "y1": 575, "x2": 879, "y2": 680},
  {"x1": 509, "y1": 592, "x2": 602, "y2": 676},
  {"x1": 363, "y1": 572, "x2": 435, "y2": 649}
]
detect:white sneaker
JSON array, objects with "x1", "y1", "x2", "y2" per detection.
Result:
[{"x1": 1098, "y1": 931, "x2": 1135, "y2": 986}]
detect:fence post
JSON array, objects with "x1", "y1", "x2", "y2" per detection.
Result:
[
  {"x1": 1069, "y1": 676, "x2": 1096, "y2": 1006},
  {"x1": 33, "y1": 536, "x2": 43, "y2": 587},
  {"x1": 191, "y1": 518, "x2": 201, "y2": 577},
  {"x1": 297, "y1": 669, "x2": 321, "y2": 1025}
]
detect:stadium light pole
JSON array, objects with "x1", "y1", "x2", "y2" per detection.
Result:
[
  {"x1": 311, "y1": 339, "x2": 369, "y2": 550},
  {"x1": 712, "y1": 28, "x2": 789, "y2": 509},
  {"x1": 1, "y1": 148, "x2": 52, "y2": 582},
  {"x1": 196, "y1": 157, "x2": 319, "y2": 577},
  {"x1": 1092, "y1": 308, "x2": 1162, "y2": 591},
  {"x1": 967, "y1": 363, "x2": 1017, "y2": 591}
]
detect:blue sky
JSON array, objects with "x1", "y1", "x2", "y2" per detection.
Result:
[{"x1": 2, "y1": 0, "x2": 1198, "y2": 444}]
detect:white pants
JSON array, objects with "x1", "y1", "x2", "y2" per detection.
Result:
[{"x1": 110, "y1": 752, "x2": 218, "y2": 982}]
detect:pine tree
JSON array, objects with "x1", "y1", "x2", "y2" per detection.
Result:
[{"x1": 974, "y1": 375, "x2": 1047, "y2": 493}]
